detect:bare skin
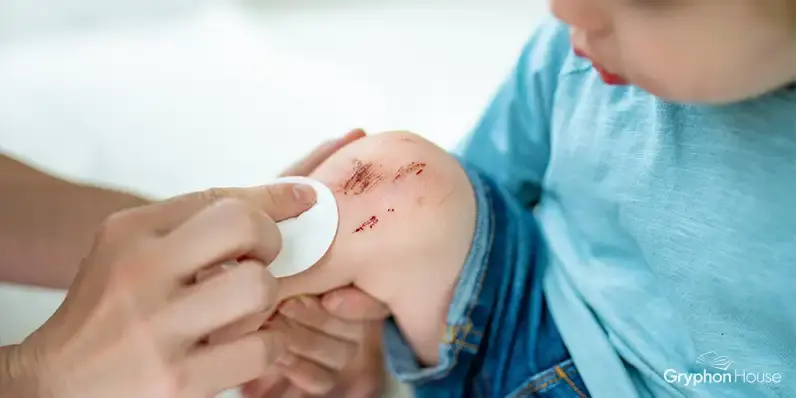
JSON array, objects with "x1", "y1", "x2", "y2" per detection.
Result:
[
  {"x1": 1, "y1": 129, "x2": 389, "y2": 398},
  {"x1": 1, "y1": 184, "x2": 315, "y2": 398},
  {"x1": 556, "y1": 0, "x2": 796, "y2": 103},
  {"x1": 212, "y1": 131, "x2": 476, "y2": 367},
  {"x1": 0, "y1": 155, "x2": 148, "y2": 288},
  {"x1": 273, "y1": 131, "x2": 477, "y2": 366}
]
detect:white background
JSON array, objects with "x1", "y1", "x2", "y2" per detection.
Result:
[{"x1": 0, "y1": 0, "x2": 547, "y2": 396}]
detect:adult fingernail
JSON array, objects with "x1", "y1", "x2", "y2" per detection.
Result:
[
  {"x1": 344, "y1": 128, "x2": 365, "y2": 139},
  {"x1": 292, "y1": 184, "x2": 316, "y2": 205}
]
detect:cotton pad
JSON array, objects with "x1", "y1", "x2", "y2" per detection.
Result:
[{"x1": 267, "y1": 176, "x2": 339, "y2": 278}]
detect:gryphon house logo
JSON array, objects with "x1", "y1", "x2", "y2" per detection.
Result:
[
  {"x1": 664, "y1": 351, "x2": 783, "y2": 386},
  {"x1": 696, "y1": 351, "x2": 733, "y2": 371}
]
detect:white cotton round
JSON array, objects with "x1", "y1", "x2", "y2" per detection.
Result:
[{"x1": 267, "y1": 176, "x2": 339, "y2": 278}]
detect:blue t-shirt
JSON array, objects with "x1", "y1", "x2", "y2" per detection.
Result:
[{"x1": 386, "y1": 17, "x2": 796, "y2": 397}]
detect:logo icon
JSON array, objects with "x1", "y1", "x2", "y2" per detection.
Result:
[{"x1": 696, "y1": 351, "x2": 733, "y2": 371}]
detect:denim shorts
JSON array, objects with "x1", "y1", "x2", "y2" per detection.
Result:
[{"x1": 383, "y1": 161, "x2": 591, "y2": 398}]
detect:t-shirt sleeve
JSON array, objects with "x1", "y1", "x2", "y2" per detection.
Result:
[{"x1": 455, "y1": 17, "x2": 572, "y2": 207}]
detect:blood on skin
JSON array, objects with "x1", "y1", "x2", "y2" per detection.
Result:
[
  {"x1": 394, "y1": 162, "x2": 426, "y2": 181},
  {"x1": 354, "y1": 216, "x2": 379, "y2": 233},
  {"x1": 347, "y1": 160, "x2": 427, "y2": 234},
  {"x1": 341, "y1": 160, "x2": 385, "y2": 195}
]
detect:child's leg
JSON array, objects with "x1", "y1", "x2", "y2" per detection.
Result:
[
  {"x1": 278, "y1": 131, "x2": 477, "y2": 365},
  {"x1": 207, "y1": 131, "x2": 590, "y2": 397},
  {"x1": 210, "y1": 131, "x2": 477, "y2": 365},
  {"x1": 392, "y1": 165, "x2": 590, "y2": 398},
  {"x1": 282, "y1": 132, "x2": 589, "y2": 397}
]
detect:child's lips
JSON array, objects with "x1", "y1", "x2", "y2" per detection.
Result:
[
  {"x1": 572, "y1": 47, "x2": 629, "y2": 86},
  {"x1": 593, "y1": 64, "x2": 629, "y2": 86}
]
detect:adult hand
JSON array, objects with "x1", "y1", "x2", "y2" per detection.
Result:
[
  {"x1": 223, "y1": 129, "x2": 390, "y2": 397},
  {"x1": 0, "y1": 183, "x2": 317, "y2": 398},
  {"x1": 241, "y1": 293, "x2": 388, "y2": 398}
]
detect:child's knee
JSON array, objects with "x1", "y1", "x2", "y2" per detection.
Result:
[
  {"x1": 313, "y1": 131, "x2": 474, "y2": 257},
  {"x1": 313, "y1": 130, "x2": 470, "y2": 221},
  {"x1": 276, "y1": 131, "x2": 476, "y2": 302}
]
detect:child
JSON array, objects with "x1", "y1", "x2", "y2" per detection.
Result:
[{"x1": 223, "y1": 1, "x2": 796, "y2": 396}]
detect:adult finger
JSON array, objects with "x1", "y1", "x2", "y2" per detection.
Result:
[
  {"x1": 205, "y1": 310, "x2": 271, "y2": 345},
  {"x1": 196, "y1": 267, "x2": 273, "y2": 345},
  {"x1": 158, "y1": 260, "x2": 279, "y2": 344},
  {"x1": 145, "y1": 198, "x2": 283, "y2": 283},
  {"x1": 196, "y1": 269, "x2": 273, "y2": 345},
  {"x1": 281, "y1": 387, "x2": 311, "y2": 398},
  {"x1": 240, "y1": 375, "x2": 291, "y2": 398},
  {"x1": 276, "y1": 354, "x2": 336, "y2": 397},
  {"x1": 182, "y1": 328, "x2": 287, "y2": 397},
  {"x1": 270, "y1": 316, "x2": 358, "y2": 371},
  {"x1": 280, "y1": 129, "x2": 366, "y2": 177},
  {"x1": 279, "y1": 296, "x2": 365, "y2": 343},
  {"x1": 321, "y1": 287, "x2": 390, "y2": 321},
  {"x1": 131, "y1": 183, "x2": 317, "y2": 235}
]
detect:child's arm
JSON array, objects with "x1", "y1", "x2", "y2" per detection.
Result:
[{"x1": 277, "y1": 130, "x2": 477, "y2": 366}]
